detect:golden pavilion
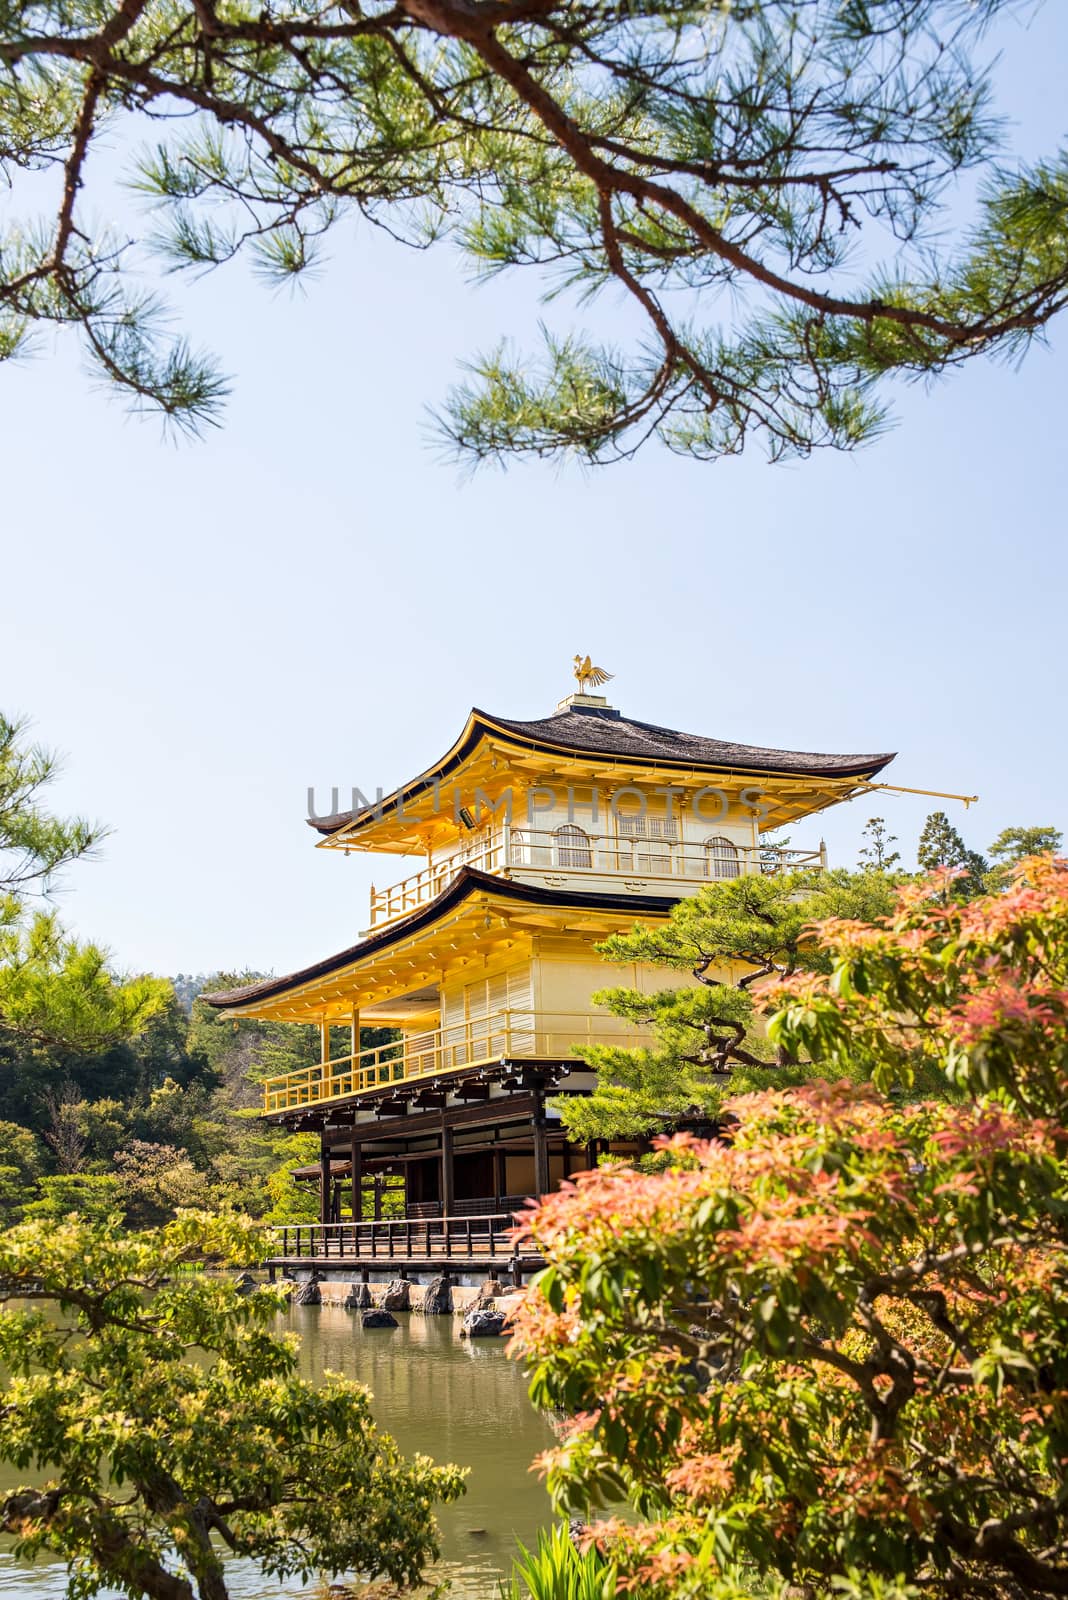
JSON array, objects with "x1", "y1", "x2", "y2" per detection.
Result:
[{"x1": 205, "y1": 671, "x2": 895, "y2": 1280}]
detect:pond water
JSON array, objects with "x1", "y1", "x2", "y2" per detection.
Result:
[{"x1": 0, "y1": 1301, "x2": 556, "y2": 1598}]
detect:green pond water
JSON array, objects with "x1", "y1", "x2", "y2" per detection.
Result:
[{"x1": 0, "y1": 1301, "x2": 556, "y2": 1598}]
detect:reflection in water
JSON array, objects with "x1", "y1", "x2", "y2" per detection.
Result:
[{"x1": 0, "y1": 1305, "x2": 555, "y2": 1598}]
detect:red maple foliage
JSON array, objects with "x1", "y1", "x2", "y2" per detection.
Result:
[{"x1": 512, "y1": 859, "x2": 1068, "y2": 1600}]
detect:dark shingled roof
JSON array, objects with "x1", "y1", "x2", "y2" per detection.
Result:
[
  {"x1": 485, "y1": 706, "x2": 894, "y2": 779},
  {"x1": 309, "y1": 705, "x2": 895, "y2": 835},
  {"x1": 201, "y1": 867, "x2": 686, "y2": 1011}
]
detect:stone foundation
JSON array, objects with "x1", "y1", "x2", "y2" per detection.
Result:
[{"x1": 291, "y1": 1274, "x2": 526, "y2": 1320}]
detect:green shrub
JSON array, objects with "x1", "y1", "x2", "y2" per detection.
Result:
[{"x1": 504, "y1": 1523, "x2": 619, "y2": 1600}]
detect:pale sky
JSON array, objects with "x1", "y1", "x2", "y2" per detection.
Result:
[{"x1": 2, "y1": 4, "x2": 1066, "y2": 980}]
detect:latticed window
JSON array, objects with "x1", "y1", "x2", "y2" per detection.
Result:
[
  {"x1": 555, "y1": 824, "x2": 592, "y2": 869},
  {"x1": 618, "y1": 812, "x2": 678, "y2": 874},
  {"x1": 705, "y1": 835, "x2": 741, "y2": 879},
  {"x1": 617, "y1": 814, "x2": 678, "y2": 840}
]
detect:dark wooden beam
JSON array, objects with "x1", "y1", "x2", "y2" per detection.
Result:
[
  {"x1": 331, "y1": 1094, "x2": 541, "y2": 1147},
  {"x1": 441, "y1": 1121, "x2": 455, "y2": 1216},
  {"x1": 532, "y1": 1089, "x2": 551, "y2": 1198},
  {"x1": 350, "y1": 1128, "x2": 362, "y2": 1221},
  {"x1": 375, "y1": 1099, "x2": 409, "y2": 1118},
  {"x1": 319, "y1": 1135, "x2": 331, "y2": 1226}
]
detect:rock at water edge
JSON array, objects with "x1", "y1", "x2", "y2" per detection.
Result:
[
  {"x1": 421, "y1": 1275, "x2": 452, "y2": 1315},
  {"x1": 362, "y1": 1309, "x2": 399, "y2": 1329},
  {"x1": 461, "y1": 1308, "x2": 507, "y2": 1339}
]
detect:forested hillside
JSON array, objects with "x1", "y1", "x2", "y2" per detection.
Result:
[{"x1": 0, "y1": 978, "x2": 333, "y2": 1227}]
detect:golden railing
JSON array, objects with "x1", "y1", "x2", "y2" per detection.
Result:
[
  {"x1": 368, "y1": 828, "x2": 826, "y2": 927},
  {"x1": 261, "y1": 1009, "x2": 651, "y2": 1114}
]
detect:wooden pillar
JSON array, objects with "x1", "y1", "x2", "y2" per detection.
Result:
[
  {"x1": 373, "y1": 1175, "x2": 383, "y2": 1220},
  {"x1": 319, "y1": 1017, "x2": 331, "y2": 1091},
  {"x1": 562, "y1": 1143, "x2": 572, "y2": 1179},
  {"x1": 350, "y1": 1005, "x2": 360, "y2": 1073},
  {"x1": 532, "y1": 1092, "x2": 550, "y2": 1198},
  {"x1": 585, "y1": 1139, "x2": 599, "y2": 1173},
  {"x1": 350, "y1": 1129, "x2": 362, "y2": 1221},
  {"x1": 319, "y1": 1134, "x2": 331, "y2": 1225},
  {"x1": 494, "y1": 1144, "x2": 508, "y2": 1202},
  {"x1": 441, "y1": 1122, "x2": 455, "y2": 1216}
]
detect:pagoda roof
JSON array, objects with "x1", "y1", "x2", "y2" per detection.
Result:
[
  {"x1": 201, "y1": 866, "x2": 680, "y2": 1013},
  {"x1": 309, "y1": 704, "x2": 895, "y2": 836}
]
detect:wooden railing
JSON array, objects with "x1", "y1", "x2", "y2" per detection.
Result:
[
  {"x1": 273, "y1": 1213, "x2": 536, "y2": 1263},
  {"x1": 262, "y1": 1009, "x2": 650, "y2": 1114},
  {"x1": 368, "y1": 828, "x2": 826, "y2": 927},
  {"x1": 369, "y1": 832, "x2": 507, "y2": 924}
]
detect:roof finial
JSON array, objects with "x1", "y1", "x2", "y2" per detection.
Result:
[{"x1": 572, "y1": 655, "x2": 614, "y2": 696}]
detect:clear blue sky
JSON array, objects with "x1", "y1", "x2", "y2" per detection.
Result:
[{"x1": 2, "y1": 4, "x2": 1066, "y2": 980}]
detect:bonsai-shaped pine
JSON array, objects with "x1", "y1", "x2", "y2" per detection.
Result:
[
  {"x1": 0, "y1": 1211, "x2": 465, "y2": 1600},
  {"x1": 561, "y1": 870, "x2": 896, "y2": 1142},
  {"x1": 985, "y1": 824, "x2": 1064, "y2": 892},
  {"x1": 513, "y1": 857, "x2": 1068, "y2": 1599}
]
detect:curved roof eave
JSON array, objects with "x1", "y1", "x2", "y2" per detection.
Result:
[
  {"x1": 201, "y1": 866, "x2": 682, "y2": 1012},
  {"x1": 309, "y1": 707, "x2": 895, "y2": 839}
]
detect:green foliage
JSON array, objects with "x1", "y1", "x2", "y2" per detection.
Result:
[
  {"x1": 514, "y1": 857, "x2": 1068, "y2": 1600},
  {"x1": 916, "y1": 811, "x2": 987, "y2": 899},
  {"x1": 989, "y1": 824, "x2": 1063, "y2": 862},
  {"x1": 22, "y1": 1171, "x2": 123, "y2": 1222},
  {"x1": 0, "y1": 966, "x2": 350, "y2": 1227},
  {"x1": 0, "y1": 996, "x2": 336, "y2": 1226},
  {"x1": 857, "y1": 817, "x2": 901, "y2": 874},
  {"x1": 0, "y1": 910, "x2": 172, "y2": 1053},
  {"x1": 0, "y1": 714, "x2": 172, "y2": 1055},
  {"x1": 985, "y1": 823, "x2": 1064, "y2": 891},
  {"x1": 111, "y1": 1141, "x2": 205, "y2": 1228},
  {"x1": 265, "y1": 1132, "x2": 322, "y2": 1222},
  {"x1": 0, "y1": 719, "x2": 325, "y2": 1226},
  {"x1": 0, "y1": 1119, "x2": 42, "y2": 1223},
  {"x1": 0, "y1": 713, "x2": 102, "y2": 906},
  {"x1": 563, "y1": 870, "x2": 897, "y2": 1140},
  {"x1": 0, "y1": 1212, "x2": 466, "y2": 1599},
  {"x1": 1, "y1": 4, "x2": 1067, "y2": 458},
  {"x1": 504, "y1": 1523, "x2": 620, "y2": 1600}
]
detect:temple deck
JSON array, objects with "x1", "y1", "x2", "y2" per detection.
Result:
[{"x1": 268, "y1": 1212, "x2": 543, "y2": 1281}]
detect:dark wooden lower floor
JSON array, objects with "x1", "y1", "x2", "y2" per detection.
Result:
[
  {"x1": 268, "y1": 1211, "x2": 542, "y2": 1281},
  {"x1": 278, "y1": 1064, "x2": 658, "y2": 1279}
]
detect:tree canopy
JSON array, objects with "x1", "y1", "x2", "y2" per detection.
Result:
[
  {"x1": 0, "y1": 715, "x2": 171, "y2": 1053},
  {"x1": 916, "y1": 810, "x2": 987, "y2": 900},
  {"x1": 1, "y1": 0, "x2": 1066, "y2": 458},
  {"x1": 0, "y1": 1211, "x2": 465, "y2": 1599},
  {"x1": 561, "y1": 868, "x2": 897, "y2": 1141},
  {"x1": 0, "y1": 713, "x2": 102, "y2": 908},
  {"x1": 513, "y1": 856, "x2": 1068, "y2": 1599}
]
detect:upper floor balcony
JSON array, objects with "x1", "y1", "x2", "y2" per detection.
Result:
[
  {"x1": 367, "y1": 826, "x2": 827, "y2": 929},
  {"x1": 261, "y1": 1008, "x2": 650, "y2": 1114}
]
